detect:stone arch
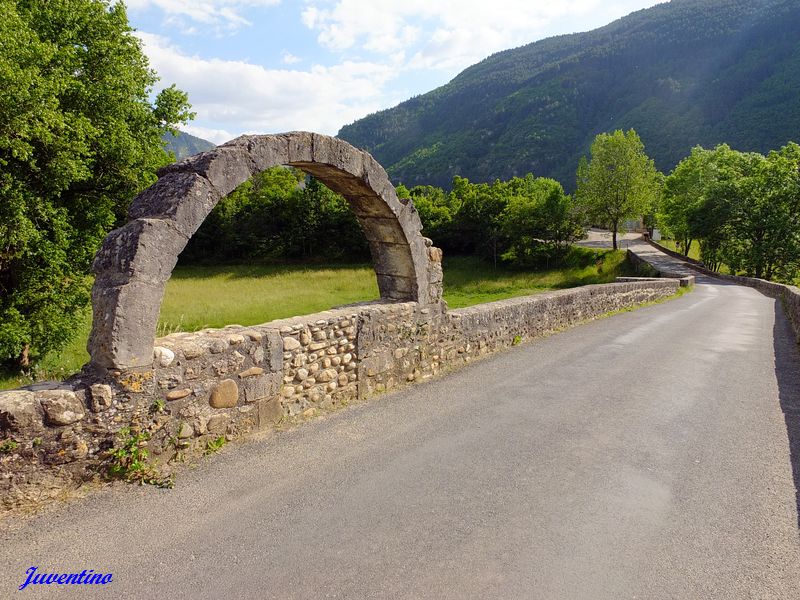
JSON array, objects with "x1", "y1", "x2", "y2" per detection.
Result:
[{"x1": 88, "y1": 132, "x2": 443, "y2": 370}]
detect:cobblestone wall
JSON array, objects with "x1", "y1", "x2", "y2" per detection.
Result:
[{"x1": 0, "y1": 279, "x2": 678, "y2": 511}]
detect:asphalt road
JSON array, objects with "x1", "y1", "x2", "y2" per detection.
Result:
[{"x1": 2, "y1": 278, "x2": 799, "y2": 599}]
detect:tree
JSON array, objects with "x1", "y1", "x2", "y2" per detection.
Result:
[
  {"x1": 575, "y1": 129, "x2": 659, "y2": 249},
  {"x1": 0, "y1": 0, "x2": 193, "y2": 369},
  {"x1": 450, "y1": 176, "x2": 508, "y2": 265},
  {"x1": 408, "y1": 184, "x2": 455, "y2": 248},
  {"x1": 660, "y1": 146, "x2": 715, "y2": 256},
  {"x1": 682, "y1": 144, "x2": 755, "y2": 271},
  {"x1": 709, "y1": 143, "x2": 800, "y2": 280},
  {"x1": 501, "y1": 176, "x2": 583, "y2": 266}
]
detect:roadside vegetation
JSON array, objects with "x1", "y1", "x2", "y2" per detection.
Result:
[{"x1": 657, "y1": 143, "x2": 800, "y2": 282}]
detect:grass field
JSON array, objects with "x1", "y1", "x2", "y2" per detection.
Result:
[{"x1": 1, "y1": 247, "x2": 632, "y2": 389}]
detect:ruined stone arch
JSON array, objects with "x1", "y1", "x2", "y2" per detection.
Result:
[{"x1": 88, "y1": 132, "x2": 443, "y2": 370}]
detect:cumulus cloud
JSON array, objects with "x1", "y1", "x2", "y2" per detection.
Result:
[{"x1": 137, "y1": 32, "x2": 399, "y2": 140}]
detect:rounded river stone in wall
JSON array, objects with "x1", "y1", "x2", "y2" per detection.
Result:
[{"x1": 209, "y1": 379, "x2": 239, "y2": 408}]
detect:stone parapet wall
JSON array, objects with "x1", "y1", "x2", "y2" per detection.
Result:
[
  {"x1": 681, "y1": 264, "x2": 800, "y2": 339},
  {"x1": 0, "y1": 279, "x2": 678, "y2": 511},
  {"x1": 636, "y1": 240, "x2": 800, "y2": 340},
  {"x1": 646, "y1": 239, "x2": 706, "y2": 267}
]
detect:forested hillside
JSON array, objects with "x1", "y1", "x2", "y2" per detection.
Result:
[
  {"x1": 338, "y1": 0, "x2": 800, "y2": 189},
  {"x1": 163, "y1": 130, "x2": 215, "y2": 160}
]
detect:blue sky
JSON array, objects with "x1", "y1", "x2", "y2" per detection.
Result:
[{"x1": 125, "y1": 0, "x2": 666, "y2": 144}]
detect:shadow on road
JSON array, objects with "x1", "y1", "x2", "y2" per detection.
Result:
[{"x1": 773, "y1": 300, "x2": 800, "y2": 528}]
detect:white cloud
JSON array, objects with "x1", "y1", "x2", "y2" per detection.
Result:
[
  {"x1": 182, "y1": 125, "x2": 234, "y2": 145},
  {"x1": 281, "y1": 50, "x2": 302, "y2": 64},
  {"x1": 302, "y1": 0, "x2": 660, "y2": 71},
  {"x1": 125, "y1": 0, "x2": 280, "y2": 29},
  {"x1": 137, "y1": 32, "x2": 399, "y2": 140}
]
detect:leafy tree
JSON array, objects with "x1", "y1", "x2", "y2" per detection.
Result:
[
  {"x1": 182, "y1": 168, "x2": 367, "y2": 263},
  {"x1": 408, "y1": 185, "x2": 455, "y2": 247},
  {"x1": 711, "y1": 143, "x2": 800, "y2": 280},
  {"x1": 450, "y1": 176, "x2": 508, "y2": 264},
  {"x1": 690, "y1": 146, "x2": 760, "y2": 271},
  {"x1": 575, "y1": 129, "x2": 659, "y2": 249},
  {"x1": 660, "y1": 146, "x2": 716, "y2": 256},
  {"x1": 0, "y1": 0, "x2": 193, "y2": 368},
  {"x1": 501, "y1": 176, "x2": 583, "y2": 266},
  {"x1": 661, "y1": 141, "x2": 800, "y2": 281}
]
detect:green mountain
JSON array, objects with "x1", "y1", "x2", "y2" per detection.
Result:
[
  {"x1": 338, "y1": 0, "x2": 800, "y2": 190},
  {"x1": 163, "y1": 131, "x2": 215, "y2": 160}
]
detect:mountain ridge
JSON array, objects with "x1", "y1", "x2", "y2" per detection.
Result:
[
  {"x1": 162, "y1": 130, "x2": 215, "y2": 160},
  {"x1": 338, "y1": 0, "x2": 800, "y2": 190}
]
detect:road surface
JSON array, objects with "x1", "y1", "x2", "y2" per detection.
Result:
[{"x1": 2, "y1": 278, "x2": 799, "y2": 598}]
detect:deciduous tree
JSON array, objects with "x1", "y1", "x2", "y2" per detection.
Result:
[
  {"x1": 575, "y1": 129, "x2": 659, "y2": 249},
  {"x1": 0, "y1": 0, "x2": 193, "y2": 369}
]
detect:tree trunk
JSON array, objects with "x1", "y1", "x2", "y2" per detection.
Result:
[
  {"x1": 612, "y1": 221, "x2": 618, "y2": 250},
  {"x1": 18, "y1": 344, "x2": 30, "y2": 369}
]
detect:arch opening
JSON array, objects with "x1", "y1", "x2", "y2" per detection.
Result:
[{"x1": 88, "y1": 132, "x2": 443, "y2": 370}]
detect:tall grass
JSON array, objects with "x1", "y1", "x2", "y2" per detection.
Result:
[{"x1": 1, "y1": 247, "x2": 630, "y2": 389}]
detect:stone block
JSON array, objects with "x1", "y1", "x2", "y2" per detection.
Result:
[
  {"x1": 283, "y1": 337, "x2": 301, "y2": 351},
  {"x1": 222, "y1": 134, "x2": 290, "y2": 172},
  {"x1": 362, "y1": 154, "x2": 396, "y2": 201},
  {"x1": 317, "y1": 175, "x2": 374, "y2": 198},
  {"x1": 347, "y1": 194, "x2": 396, "y2": 219},
  {"x1": 206, "y1": 414, "x2": 229, "y2": 435},
  {"x1": 239, "y1": 367, "x2": 264, "y2": 378},
  {"x1": 181, "y1": 342, "x2": 204, "y2": 359},
  {"x1": 177, "y1": 422, "x2": 194, "y2": 439},
  {"x1": 153, "y1": 346, "x2": 175, "y2": 367},
  {"x1": 286, "y1": 131, "x2": 314, "y2": 163},
  {"x1": 209, "y1": 379, "x2": 239, "y2": 408},
  {"x1": 127, "y1": 171, "x2": 221, "y2": 239},
  {"x1": 310, "y1": 133, "x2": 366, "y2": 175},
  {"x1": 241, "y1": 373, "x2": 281, "y2": 403},
  {"x1": 256, "y1": 397, "x2": 283, "y2": 426},
  {"x1": 157, "y1": 145, "x2": 255, "y2": 197},
  {"x1": 0, "y1": 391, "x2": 43, "y2": 432},
  {"x1": 368, "y1": 240, "x2": 416, "y2": 278},
  {"x1": 316, "y1": 368, "x2": 338, "y2": 383},
  {"x1": 375, "y1": 273, "x2": 416, "y2": 300},
  {"x1": 88, "y1": 276, "x2": 166, "y2": 369},
  {"x1": 166, "y1": 388, "x2": 191, "y2": 401},
  {"x1": 360, "y1": 217, "x2": 410, "y2": 244},
  {"x1": 39, "y1": 390, "x2": 85, "y2": 426},
  {"x1": 92, "y1": 218, "x2": 188, "y2": 288},
  {"x1": 89, "y1": 384, "x2": 113, "y2": 412}
]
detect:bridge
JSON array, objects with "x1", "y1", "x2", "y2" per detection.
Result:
[{"x1": 2, "y1": 241, "x2": 799, "y2": 597}]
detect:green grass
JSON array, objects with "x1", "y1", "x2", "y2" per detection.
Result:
[
  {"x1": 0, "y1": 247, "x2": 631, "y2": 389},
  {"x1": 441, "y1": 249, "x2": 633, "y2": 308},
  {"x1": 158, "y1": 263, "x2": 380, "y2": 333}
]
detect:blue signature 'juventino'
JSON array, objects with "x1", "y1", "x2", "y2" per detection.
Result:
[{"x1": 19, "y1": 567, "x2": 112, "y2": 590}]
